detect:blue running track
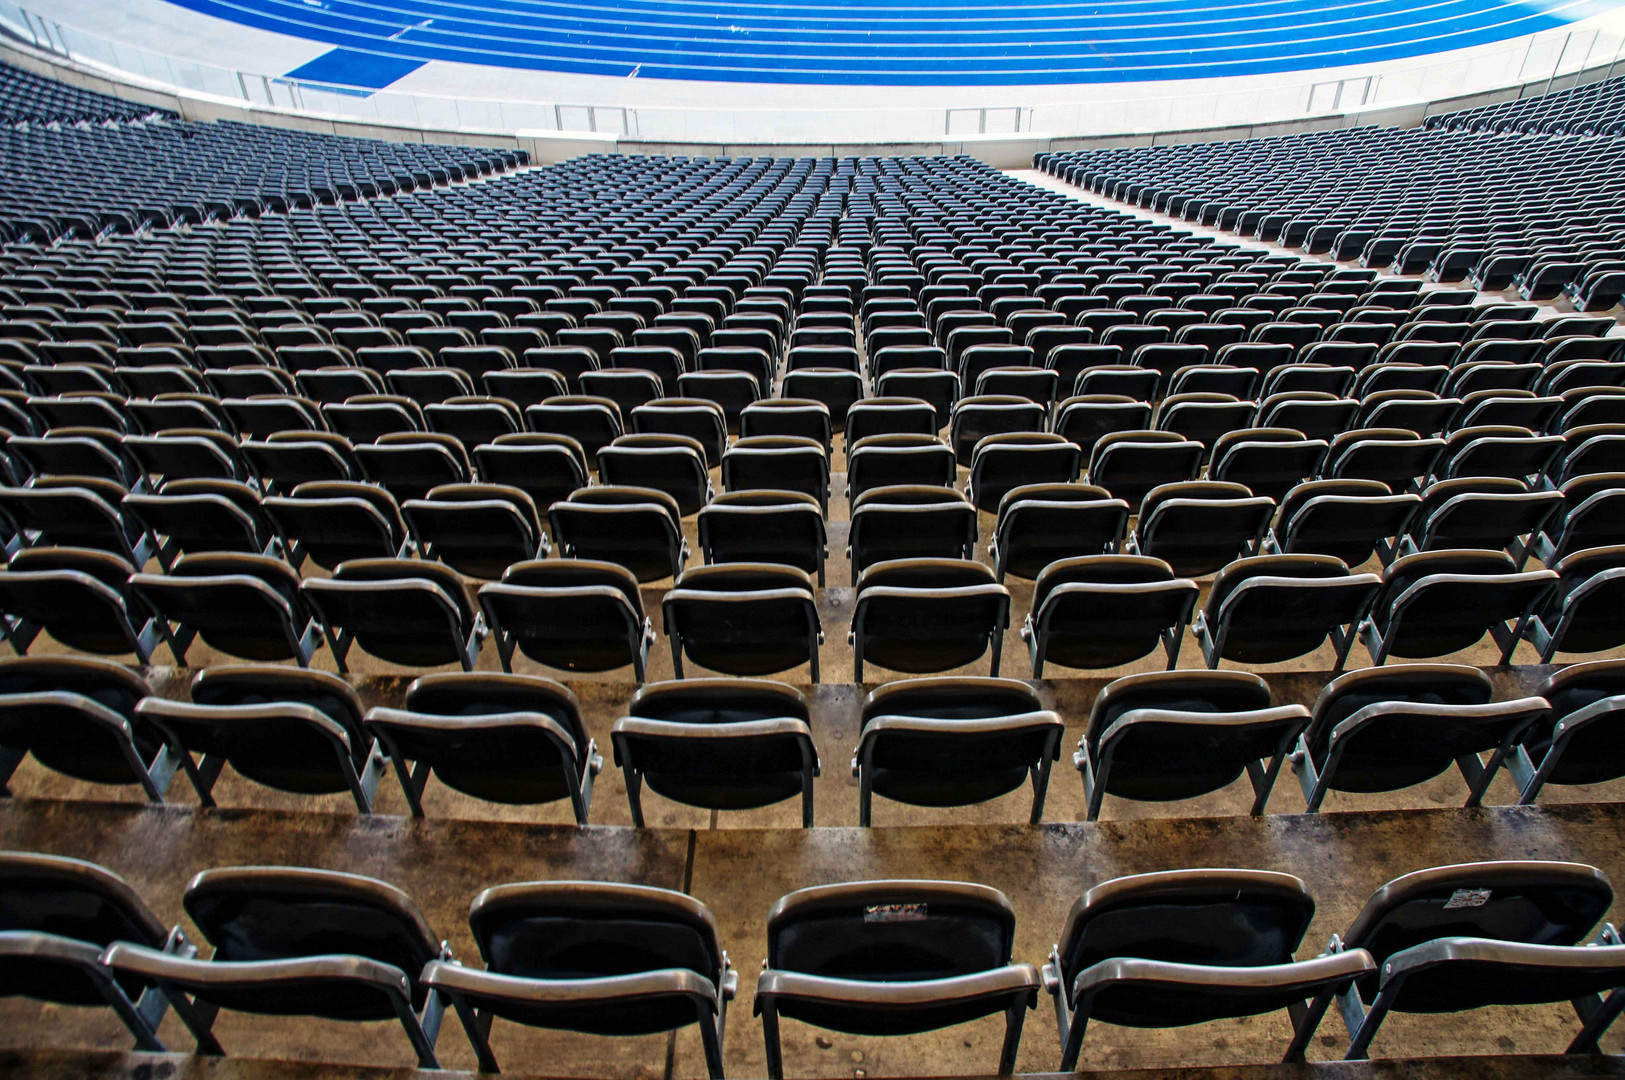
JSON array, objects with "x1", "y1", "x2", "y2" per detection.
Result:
[{"x1": 164, "y1": 0, "x2": 1625, "y2": 85}]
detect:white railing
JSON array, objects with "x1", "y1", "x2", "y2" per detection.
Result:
[{"x1": 3, "y1": 2, "x2": 1625, "y2": 143}]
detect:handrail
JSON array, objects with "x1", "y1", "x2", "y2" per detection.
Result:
[{"x1": 2, "y1": 1, "x2": 1623, "y2": 143}]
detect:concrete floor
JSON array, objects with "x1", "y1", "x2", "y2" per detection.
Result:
[{"x1": 3, "y1": 169, "x2": 1625, "y2": 1080}]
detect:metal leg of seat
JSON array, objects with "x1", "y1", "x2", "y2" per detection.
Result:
[
  {"x1": 623, "y1": 764, "x2": 647, "y2": 828},
  {"x1": 1344, "y1": 978, "x2": 1401, "y2": 1060},
  {"x1": 998, "y1": 993, "x2": 1028, "y2": 1075},
  {"x1": 699, "y1": 1000, "x2": 727, "y2": 1079},
  {"x1": 760, "y1": 999, "x2": 784, "y2": 1080}
]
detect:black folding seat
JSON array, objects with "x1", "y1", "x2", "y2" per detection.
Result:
[
  {"x1": 1292, "y1": 664, "x2": 1548, "y2": 810},
  {"x1": 399, "y1": 482, "x2": 547, "y2": 578},
  {"x1": 1391, "y1": 477, "x2": 1562, "y2": 562},
  {"x1": 1511, "y1": 659, "x2": 1625, "y2": 800},
  {"x1": 524, "y1": 395, "x2": 623, "y2": 471},
  {"x1": 1321, "y1": 428, "x2": 1446, "y2": 490},
  {"x1": 219, "y1": 395, "x2": 325, "y2": 439},
  {"x1": 481, "y1": 368, "x2": 568, "y2": 411},
  {"x1": 23, "y1": 361, "x2": 117, "y2": 395},
  {"x1": 628, "y1": 398, "x2": 725, "y2": 468},
  {"x1": 423, "y1": 881, "x2": 734, "y2": 1077},
  {"x1": 276, "y1": 344, "x2": 359, "y2": 377},
  {"x1": 120, "y1": 422, "x2": 240, "y2": 480},
  {"x1": 0, "y1": 547, "x2": 161, "y2": 662},
  {"x1": 778, "y1": 368, "x2": 864, "y2": 427},
  {"x1": 675, "y1": 370, "x2": 760, "y2": 434},
  {"x1": 434, "y1": 345, "x2": 513, "y2": 385},
  {"x1": 479, "y1": 558, "x2": 653, "y2": 681},
  {"x1": 298, "y1": 367, "x2": 388, "y2": 407},
  {"x1": 714, "y1": 433, "x2": 826, "y2": 512},
  {"x1": 854, "y1": 676, "x2": 1060, "y2": 826},
  {"x1": 262, "y1": 480, "x2": 408, "y2": 571},
  {"x1": 847, "y1": 485, "x2": 977, "y2": 575},
  {"x1": 1127, "y1": 342, "x2": 1209, "y2": 396},
  {"x1": 354, "y1": 432, "x2": 472, "y2": 502},
  {"x1": 960, "y1": 346, "x2": 1039, "y2": 396},
  {"x1": 301, "y1": 558, "x2": 482, "y2": 672},
  {"x1": 1538, "y1": 358, "x2": 1625, "y2": 396},
  {"x1": 104, "y1": 866, "x2": 448, "y2": 1066},
  {"x1": 850, "y1": 558, "x2": 1011, "y2": 681},
  {"x1": 116, "y1": 365, "x2": 204, "y2": 400},
  {"x1": 870, "y1": 343, "x2": 947, "y2": 380},
  {"x1": 1044, "y1": 869, "x2": 1373, "y2": 1068},
  {"x1": 320, "y1": 396, "x2": 422, "y2": 441},
  {"x1": 1100, "y1": 324, "x2": 1169, "y2": 354},
  {"x1": 1086, "y1": 430, "x2": 1204, "y2": 512},
  {"x1": 139, "y1": 666, "x2": 381, "y2": 811},
  {"x1": 0, "y1": 655, "x2": 171, "y2": 802},
  {"x1": 696, "y1": 344, "x2": 774, "y2": 392},
  {"x1": 1254, "y1": 391, "x2": 1357, "y2": 441},
  {"x1": 1205, "y1": 428, "x2": 1326, "y2": 503},
  {"x1": 1193, "y1": 553, "x2": 1380, "y2": 671},
  {"x1": 1052, "y1": 396, "x2": 1153, "y2": 467},
  {"x1": 549, "y1": 486, "x2": 687, "y2": 583},
  {"x1": 1352, "y1": 360, "x2": 1450, "y2": 399},
  {"x1": 423, "y1": 397, "x2": 522, "y2": 451},
  {"x1": 842, "y1": 430, "x2": 952, "y2": 499},
  {"x1": 1360, "y1": 548, "x2": 1556, "y2": 664},
  {"x1": 596, "y1": 433, "x2": 710, "y2": 517},
  {"x1": 1334, "y1": 860, "x2": 1625, "y2": 1059},
  {"x1": 130, "y1": 551, "x2": 318, "y2": 665},
  {"x1": 661, "y1": 563, "x2": 821, "y2": 681},
  {"x1": 518, "y1": 345, "x2": 598, "y2": 391},
  {"x1": 947, "y1": 395, "x2": 1046, "y2": 467},
  {"x1": 739, "y1": 398, "x2": 833, "y2": 454},
  {"x1": 1511, "y1": 544, "x2": 1625, "y2": 663},
  {"x1": 1427, "y1": 424, "x2": 1562, "y2": 482},
  {"x1": 755, "y1": 880, "x2": 1039, "y2": 1079},
  {"x1": 1127, "y1": 480, "x2": 1274, "y2": 576},
  {"x1": 990, "y1": 482, "x2": 1127, "y2": 582},
  {"x1": 386, "y1": 366, "x2": 477, "y2": 407},
  {"x1": 1450, "y1": 389, "x2": 1560, "y2": 430},
  {"x1": 1524, "y1": 473, "x2": 1625, "y2": 567},
  {"x1": 364, "y1": 671, "x2": 598, "y2": 823},
  {"x1": 966, "y1": 431, "x2": 1082, "y2": 512},
  {"x1": 0, "y1": 850, "x2": 187, "y2": 1050},
  {"x1": 121, "y1": 478, "x2": 278, "y2": 567},
  {"x1": 843, "y1": 397, "x2": 936, "y2": 446},
  {"x1": 7, "y1": 431, "x2": 140, "y2": 488},
  {"x1": 1265, "y1": 478, "x2": 1420, "y2": 566},
  {"x1": 605, "y1": 346, "x2": 685, "y2": 399},
  {"x1": 1022, "y1": 555, "x2": 1199, "y2": 676},
  {"x1": 1353, "y1": 391, "x2": 1460, "y2": 436},
  {"x1": 1174, "y1": 321, "x2": 1247, "y2": 351},
  {"x1": 608, "y1": 677, "x2": 817, "y2": 826}
]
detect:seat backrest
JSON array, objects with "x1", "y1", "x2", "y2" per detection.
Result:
[
  {"x1": 1085, "y1": 669, "x2": 1272, "y2": 750},
  {"x1": 1341, "y1": 860, "x2": 1613, "y2": 972},
  {"x1": 405, "y1": 671, "x2": 587, "y2": 753},
  {"x1": 1054, "y1": 869, "x2": 1314, "y2": 1004},
  {"x1": 766, "y1": 880, "x2": 1017, "y2": 978},
  {"x1": 860, "y1": 676, "x2": 1041, "y2": 723},
  {"x1": 0, "y1": 850, "x2": 169, "y2": 965},
  {"x1": 184, "y1": 866, "x2": 441, "y2": 1005},
  {"x1": 469, "y1": 881, "x2": 723, "y2": 982}
]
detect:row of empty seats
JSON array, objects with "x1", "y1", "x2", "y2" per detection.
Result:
[
  {"x1": 6, "y1": 848, "x2": 1625, "y2": 1075},
  {"x1": 1427, "y1": 71, "x2": 1625, "y2": 135},
  {"x1": 0, "y1": 117, "x2": 522, "y2": 245},
  {"x1": 0, "y1": 60, "x2": 171, "y2": 125},
  {"x1": 1036, "y1": 129, "x2": 1625, "y2": 312},
  {"x1": 6, "y1": 656, "x2": 1625, "y2": 822}
]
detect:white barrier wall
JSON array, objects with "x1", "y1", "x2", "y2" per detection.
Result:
[{"x1": 1, "y1": 7, "x2": 1622, "y2": 161}]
